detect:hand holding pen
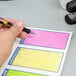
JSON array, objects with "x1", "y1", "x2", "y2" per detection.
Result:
[
  {"x1": 0, "y1": 18, "x2": 28, "y2": 66},
  {"x1": 0, "y1": 18, "x2": 28, "y2": 38},
  {"x1": 0, "y1": 17, "x2": 35, "y2": 34}
]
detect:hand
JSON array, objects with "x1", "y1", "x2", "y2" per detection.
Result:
[{"x1": 0, "y1": 18, "x2": 27, "y2": 66}]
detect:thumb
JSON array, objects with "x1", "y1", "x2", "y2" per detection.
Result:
[{"x1": 8, "y1": 22, "x2": 24, "y2": 38}]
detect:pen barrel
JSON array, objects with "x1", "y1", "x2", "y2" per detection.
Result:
[
  {"x1": 0, "y1": 18, "x2": 31, "y2": 34},
  {"x1": 8, "y1": 22, "x2": 31, "y2": 34},
  {"x1": 22, "y1": 28, "x2": 31, "y2": 34}
]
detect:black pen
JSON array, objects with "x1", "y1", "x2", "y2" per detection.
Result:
[{"x1": 0, "y1": 18, "x2": 35, "y2": 34}]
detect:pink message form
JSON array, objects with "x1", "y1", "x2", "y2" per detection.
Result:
[{"x1": 22, "y1": 30, "x2": 70, "y2": 49}]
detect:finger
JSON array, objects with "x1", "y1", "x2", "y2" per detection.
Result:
[
  {"x1": 8, "y1": 22, "x2": 24, "y2": 38},
  {"x1": 18, "y1": 32, "x2": 27, "y2": 39},
  {"x1": 0, "y1": 28, "x2": 9, "y2": 32},
  {"x1": 1, "y1": 18, "x2": 25, "y2": 29},
  {"x1": 2, "y1": 24, "x2": 10, "y2": 28},
  {"x1": 4, "y1": 18, "x2": 25, "y2": 29},
  {"x1": 0, "y1": 24, "x2": 3, "y2": 28},
  {"x1": 4, "y1": 18, "x2": 24, "y2": 25},
  {"x1": 3, "y1": 18, "x2": 18, "y2": 23}
]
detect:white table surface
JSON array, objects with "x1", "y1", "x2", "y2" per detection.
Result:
[{"x1": 0, "y1": 0, "x2": 76, "y2": 76}]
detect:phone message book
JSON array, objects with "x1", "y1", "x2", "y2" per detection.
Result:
[{"x1": 0, "y1": 28, "x2": 72, "y2": 76}]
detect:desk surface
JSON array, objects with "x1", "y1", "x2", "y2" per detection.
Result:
[{"x1": 0, "y1": 0, "x2": 76, "y2": 76}]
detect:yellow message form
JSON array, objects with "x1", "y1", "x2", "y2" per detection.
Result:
[{"x1": 12, "y1": 48, "x2": 63, "y2": 72}]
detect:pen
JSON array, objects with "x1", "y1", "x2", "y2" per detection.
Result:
[{"x1": 0, "y1": 18, "x2": 35, "y2": 34}]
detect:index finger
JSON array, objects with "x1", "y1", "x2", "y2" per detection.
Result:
[{"x1": 4, "y1": 18, "x2": 24, "y2": 25}]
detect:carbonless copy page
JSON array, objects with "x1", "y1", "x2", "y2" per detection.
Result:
[
  {"x1": 9, "y1": 48, "x2": 63, "y2": 72},
  {"x1": 2, "y1": 69, "x2": 45, "y2": 76},
  {"x1": 21, "y1": 29, "x2": 70, "y2": 49}
]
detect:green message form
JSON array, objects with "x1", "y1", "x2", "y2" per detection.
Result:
[{"x1": 5, "y1": 70, "x2": 45, "y2": 76}]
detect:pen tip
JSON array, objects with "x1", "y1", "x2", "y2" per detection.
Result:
[{"x1": 30, "y1": 31, "x2": 36, "y2": 34}]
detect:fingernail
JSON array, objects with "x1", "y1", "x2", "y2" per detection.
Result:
[{"x1": 17, "y1": 22, "x2": 23, "y2": 26}]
